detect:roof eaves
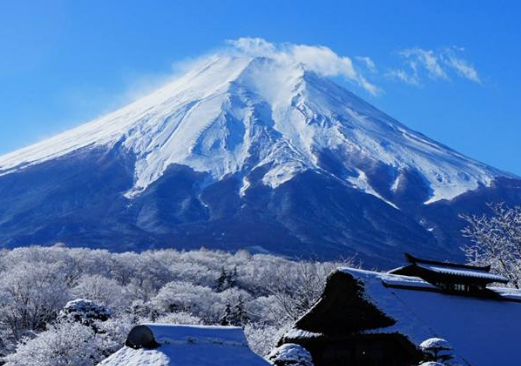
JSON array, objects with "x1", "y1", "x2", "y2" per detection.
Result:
[{"x1": 417, "y1": 264, "x2": 509, "y2": 283}]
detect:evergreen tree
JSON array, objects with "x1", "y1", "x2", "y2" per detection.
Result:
[
  {"x1": 216, "y1": 267, "x2": 228, "y2": 292},
  {"x1": 219, "y1": 304, "x2": 232, "y2": 326},
  {"x1": 229, "y1": 267, "x2": 239, "y2": 288},
  {"x1": 233, "y1": 296, "x2": 249, "y2": 327},
  {"x1": 219, "y1": 297, "x2": 249, "y2": 327}
]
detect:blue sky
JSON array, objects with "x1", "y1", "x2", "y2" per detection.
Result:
[{"x1": 0, "y1": 0, "x2": 520, "y2": 174}]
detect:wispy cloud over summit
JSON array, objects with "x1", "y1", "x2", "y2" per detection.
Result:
[
  {"x1": 171, "y1": 39, "x2": 482, "y2": 97},
  {"x1": 227, "y1": 38, "x2": 380, "y2": 95}
]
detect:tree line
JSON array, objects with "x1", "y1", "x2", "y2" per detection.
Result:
[{"x1": 0, "y1": 246, "x2": 348, "y2": 366}]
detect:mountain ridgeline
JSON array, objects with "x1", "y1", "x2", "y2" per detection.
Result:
[{"x1": 0, "y1": 55, "x2": 520, "y2": 268}]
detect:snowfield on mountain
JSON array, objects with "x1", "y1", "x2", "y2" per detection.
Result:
[
  {"x1": 0, "y1": 55, "x2": 507, "y2": 202},
  {"x1": 0, "y1": 41, "x2": 519, "y2": 267}
]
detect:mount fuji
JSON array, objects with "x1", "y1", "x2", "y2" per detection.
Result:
[{"x1": 1, "y1": 50, "x2": 520, "y2": 267}]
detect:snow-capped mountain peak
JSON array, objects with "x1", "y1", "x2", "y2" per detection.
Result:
[{"x1": 0, "y1": 53, "x2": 509, "y2": 204}]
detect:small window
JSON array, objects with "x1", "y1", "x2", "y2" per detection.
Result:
[
  {"x1": 454, "y1": 283, "x2": 469, "y2": 292},
  {"x1": 436, "y1": 282, "x2": 470, "y2": 292}
]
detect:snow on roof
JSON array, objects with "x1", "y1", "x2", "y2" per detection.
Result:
[
  {"x1": 380, "y1": 273, "x2": 437, "y2": 290},
  {"x1": 339, "y1": 267, "x2": 521, "y2": 366},
  {"x1": 283, "y1": 327, "x2": 324, "y2": 341},
  {"x1": 416, "y1": 263, "x2": 508, "y2": 283},
  {"x1": 142, "y1": 324, "x2": 248, "y2": 345},
  {"x1": 97, "y1": 324, "x2": 270, "y2": 366},
  {"x1": 491, "y1": 286, "x2": 521, "y2": 301}
]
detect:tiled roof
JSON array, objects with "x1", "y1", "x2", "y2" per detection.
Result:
[{"x1": 416, "y1": 263, "x2": 508, "y2": 283}]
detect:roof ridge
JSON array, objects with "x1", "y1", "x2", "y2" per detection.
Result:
[{"x1": 405, "y1": 253, "x2": 491, "y2": 272}]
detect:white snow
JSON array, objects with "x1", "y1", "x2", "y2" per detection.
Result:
[
  {"x1": 239, "y1": 176, "x2": 251, "y2": 197},
  {"x1": 347, "y1": 169, "x2": 399, "y2": 209},
  {"x1": 339, "y1": 268, "x2": 521, "y2": 366},
  {"x1": 97, "y1": 324, "x2": 270, "y2": 366},
  {"x1": 390, "y1": 173, "x2": 403, "y2": 192},
  {"x1": 268, "y1": 343, "x2": 314, "y2": 366},
  {"x1": 283, "y1": 327, "x2": 324, "y2": 340},
  {"x1": 0, "y1": 49, "x2": 512, "y2": 204},
  {"x1": 490, "y1": 286, "x2": 521, "y2": 301},
  {"x1": 60, "y1": 298, "x2": 111, "y2": 321},
  {"x1": 419, "y1": 337, "x2": 453, "y2": 351}
]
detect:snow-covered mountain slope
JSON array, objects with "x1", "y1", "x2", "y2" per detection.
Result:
[
  {"x1": 0, "y1": 52, "x2": 520, "y2": 267},
  {"x1": 0, "y1": 55, "x2": 510, "y2": 204}
]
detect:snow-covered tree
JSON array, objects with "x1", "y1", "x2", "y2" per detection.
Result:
[
  {"x1": 0, "y1": 262, "x2": 69, "y2": 340},
  {"x1": 0, "y1": 245, "x2": 341, "y2": 364},
  {"x1": 420, "y1": 338, "x2": 454, "y2": 363},
  {"x1": 245, "y1": 323, "x2": 292, "y2": 358},
  {"x1": 150, "y1": 281, "x2": 224, "y2": 321},
  {"x1": 268, "y1": 260, "x2": 348, "y2": 321},
  {"x1": 461, "y1": 203, "x2": 521, "y2": 287},
  {"x1": 219, "y1": 297, "x2": 249, "y2": 327},
  {"x1": 72, "y1": 275, "x2": 129, "y2": 312},
  {"x1": 154, "y1": 311, "x2": 203, "y2": 325},
  {"x1": 268, "y1": 343, "x2": 314, "y2": 366},
  {"x1": 94, "y1": 316, "x2": 133, "y2": 357},
  {"x1": 216, "y1": 267, "x2": 229, "y2": 292},
  {"x1": 59, "y1": 299, "x2": 111, "y2": 328},
  {"x1": 3, "y1": 322, "x2": 102, "y2": 366}
]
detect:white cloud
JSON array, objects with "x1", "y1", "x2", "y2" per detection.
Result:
[
  {"x1": 227, "y1": 37, "x2": 276, "y2": 57},
  {"x1": 356, "y1": 56, "x2": 377, "y2": 73},
  {"x1": 386, "y1": 69, "x2": 421, "y2": 86},
  {"x1": 400, "y1": 48, "x2": 449, "y2": 81},
  {"x1": 227, "y1": 38, "x2": 380, "y2": 95},
  {"x1": 442, "y1": 49, "x2": 481, "y2": 83},
  {"x1": 390, "y1": 47, "x2": 481, "y2": 86}
]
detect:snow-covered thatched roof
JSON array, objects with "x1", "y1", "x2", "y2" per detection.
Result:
[
  {"x1": 337, "y1": 268, "x2": 521, "y2": 366},
  {"x1": 97, "y1": 324, "x2": 270, "y2": 366}
]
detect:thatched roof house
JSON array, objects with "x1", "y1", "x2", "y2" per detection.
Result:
[
  {"x1": 281, "y1": 254, "x2": 521, "y2": 366},
  {"x1": 98, "y1": 324, "x2": 270, "y2": 366}
]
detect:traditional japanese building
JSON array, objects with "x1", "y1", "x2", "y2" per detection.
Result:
[
  {"x1": 389, "y1": 253, "x2": 508, "y2": 296},
  {"x1": 281, "y1": 254, "x2": 521, "y2": 366}
]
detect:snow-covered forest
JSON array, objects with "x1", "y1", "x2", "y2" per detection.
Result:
[
  {"x1": 0, "y1": 246, "x2": 348, "y2": 366},
  {"x1": 0, "y1": 205, "x2": 517, "y2": 366}
]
